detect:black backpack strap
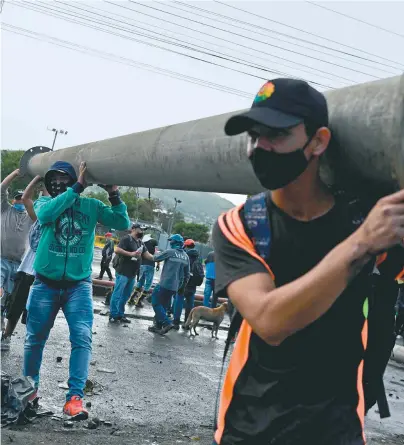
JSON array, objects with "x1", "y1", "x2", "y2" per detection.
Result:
[
  {"x1": 340, "y1": 190, "x2": 393, "y2": 419},
  {"x1": 341, "y1": 191, "x2": 392, "y2": 418}
]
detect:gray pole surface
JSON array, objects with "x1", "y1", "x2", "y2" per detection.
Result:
[{"x1": 26, "y1": 75, "x2": 404, "y2": 195}]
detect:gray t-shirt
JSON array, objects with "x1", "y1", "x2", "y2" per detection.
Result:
[
  {"x1": 1, "y1": 187, "x2": 33, "y2": 262},
  {"x1": 154, "y1": 248, "x2": 190, "y2": 292}
]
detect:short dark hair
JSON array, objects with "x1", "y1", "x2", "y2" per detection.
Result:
[{"x1": 304, "y1": 120, "x2": 323, "y2": 138}]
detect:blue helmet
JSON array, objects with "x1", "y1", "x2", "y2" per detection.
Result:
[
  {"x1": 168, "y1": 234, "x2": 184, "y2": 244},
  {"x1": 168, "y1": 234, "x2": 184, "y2": 249}
]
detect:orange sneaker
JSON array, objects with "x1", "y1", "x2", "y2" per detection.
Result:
[{"x1": 63, "y1": 395, "x2": 88, "y2": 421}]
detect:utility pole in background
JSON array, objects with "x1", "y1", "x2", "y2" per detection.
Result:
[
  {"x1": 48, "y1": 127, "x2": 68, "y2": 150},
  {"x1": 167, "y1": 197, "x2": 182, "y2": 237}
]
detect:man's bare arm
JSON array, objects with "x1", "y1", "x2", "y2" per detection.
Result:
[
  {"x1": 227, "y1": 189, "x2": 404, "y2": 346},
  {"x1": 1, "y1": 168, "x2": 20, "y2": 191},
  {"x1": 1, "y1": 169, "x2": 20, "y2": 212},
  {"x1": 22, "y1": 176, "x2": 42, "y2": 222},
  {"x1": 142, "y1": 251, "x2": 155, "y2": 262}
]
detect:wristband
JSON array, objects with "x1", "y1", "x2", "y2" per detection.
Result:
[{"x1": 108, "y1": 189, "x2": 122, "y2": 206}]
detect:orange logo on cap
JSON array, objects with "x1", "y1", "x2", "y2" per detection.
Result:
[{"x1": 254, "y1": 81, "x2": 275, "y2": 103}]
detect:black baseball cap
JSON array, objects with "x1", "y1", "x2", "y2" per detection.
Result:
[
  {"x1": 225, "y1": 78, "x2": 328, "y2": 136},
  {"x1": 132, "y1": 223, "x2": 141, "y2": 230}
]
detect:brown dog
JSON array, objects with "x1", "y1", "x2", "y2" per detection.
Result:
[{"x1": 184, "y1": 302, "x2": 228, "y2": 339}]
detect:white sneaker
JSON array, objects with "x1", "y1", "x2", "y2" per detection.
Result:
[{"x1": 1, "y1": 335, "x2": 10, "y2": 351}]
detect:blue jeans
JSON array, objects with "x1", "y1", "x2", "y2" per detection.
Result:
[
  {"x1": 152, "y1": 285, "x2": 176, "y2": 327},
  {"x1": 203, "y1": 278, "x2": 215, "y2": 307},
  {"x1": 135, "y1": 265, "x2": 155, "y2": 291},
  {"x1": 23, "y1": 277, "x2": 93, "y2": 400},
  {"x1": 109, "y1": 273, "x2": 135, "y2": 318},
  {"x1": 174, "y1": 289, "x2": 196, "y2": 323}
]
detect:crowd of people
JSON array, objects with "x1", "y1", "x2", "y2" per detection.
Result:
[
  {"x1": 103, "y1": 226, "x2": 217, "y2": 335},
  {"x1": 2, "y1": 76, "x2": 404, "y2": 444},
  {"x1": 0, "y1": 159, "x2": 217, "y2": 420}
]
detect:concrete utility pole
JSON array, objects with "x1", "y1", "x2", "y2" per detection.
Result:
[
  {"x1": 48, "y1": 127, "x2": 68, "y2": 150},
  {"x1": 24, "y1": 75, "x2": 403, "y2": 196}
]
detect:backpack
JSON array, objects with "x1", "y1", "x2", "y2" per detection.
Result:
[
  {"x1": 190, "y1": 259, "x2": 205, "y2": 287},
  {"x1": 219, "y1": 191, "x2": 397, "y2": 421},
  {"x1": 102, "y1": 240, "x2": 114, "y2": 259},
  {"x1": 111, "y1": 254, "x2": 121, "y2": 269}
]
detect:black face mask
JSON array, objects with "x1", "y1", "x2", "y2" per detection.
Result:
[
  {"x1": 136, "y1": 232, "x2": 144, "y2": 239},
  {"x1": 49, "y1": 180, "x2": 71, "y2": 197},
  {"x1": 248, "y1": 138, "x2": 312, "y2": 190}
]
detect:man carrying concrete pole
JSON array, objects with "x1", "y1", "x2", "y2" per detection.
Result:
[
  {"x1": 213, "y1": 78, "x2": 404, "y2": 445},
  {"x1": 23, "y1": 161, "x2": 130, "y2": 420}
]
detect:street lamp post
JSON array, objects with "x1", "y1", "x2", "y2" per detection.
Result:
[
  {"x1": 167, "y1": 197, "x2": 182, "y2": 238},
  {"x1": 48, "y1": 127, "x2": 68, "y2": 150}
]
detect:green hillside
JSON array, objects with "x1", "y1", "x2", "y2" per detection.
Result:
[{"x1": 137, "y1": 188, "x2": 234, "y2": 223}]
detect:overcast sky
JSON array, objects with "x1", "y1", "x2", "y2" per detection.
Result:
[{"x1": 2, "y1": 1, "x2": 404, "y2": 205}]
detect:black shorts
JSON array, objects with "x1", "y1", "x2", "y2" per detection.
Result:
[{"x1": 6, "y1": 272, "x2": 35, "y2": 322}]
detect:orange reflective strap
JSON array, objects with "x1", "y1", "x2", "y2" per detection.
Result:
[
  {"x1": 376, "y1": 252, "x2": 387, "y2": 267},
  {"x1": 214, "y1": 319, "x2": 252, "y2": 444},
  {"x1": 356, "y1": 298, "x2": 369, "y2": 444},
  {"x1": 219, "y1": 210, "x2": 275, "y2": 280},
  {"x1": 215, "y1": 208, "x2": 275, "y2": 443},
  {"x1": 228, "y1": 207, "x2": 254, "y2": 249},
  {"x1": 356, "y1": 319, "x2": 368, "y2": 444},
  {"x1": 395, "y1": 267, "x2": 404, "y2": 281}
]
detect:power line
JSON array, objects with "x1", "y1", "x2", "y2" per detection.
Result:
[
  {"x1": 214, "y1": 0, "x2": 404, "y2": 70},
  {"x1": 3, "y1": 23, "x2": 255, "y2": 99},
  {"x1": 95, "y1": 1, "x2": 348, "y2": 85},
  {"x1": 9, "y1": 0, "x2": 334, "y2": 88},
  {"x1": 53, "y1": 0, "x2": 329, "y2": 85},
  {"x1": 106, "y1": 0, "x2": 359, "y2": 85},
  {"x1": 10, "y1": 1, "x2": 270, "y2": 80},
  {"x1": 306, "y1": 1, "x2": 404, "y2": 39},
  {"x1": 11, "y1": 0, "x2": 338, "y2": 89},
  {"x1": 159, "y1": 0, "x2": 398, "y2": 75},
  {"x1": 128, "y1": 1, "x2": 388, "y2": 79}
]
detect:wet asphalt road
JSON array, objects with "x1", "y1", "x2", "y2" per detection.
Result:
[
  {"x1": 1, "y1": 250, "x2": 404, "y2": 444},
  {"x1": 2, "y1": 306, "x2": 227, "y2": 445},
  {"x1": 2, "y1": 304, "x2": 404, "y2": 445}
]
